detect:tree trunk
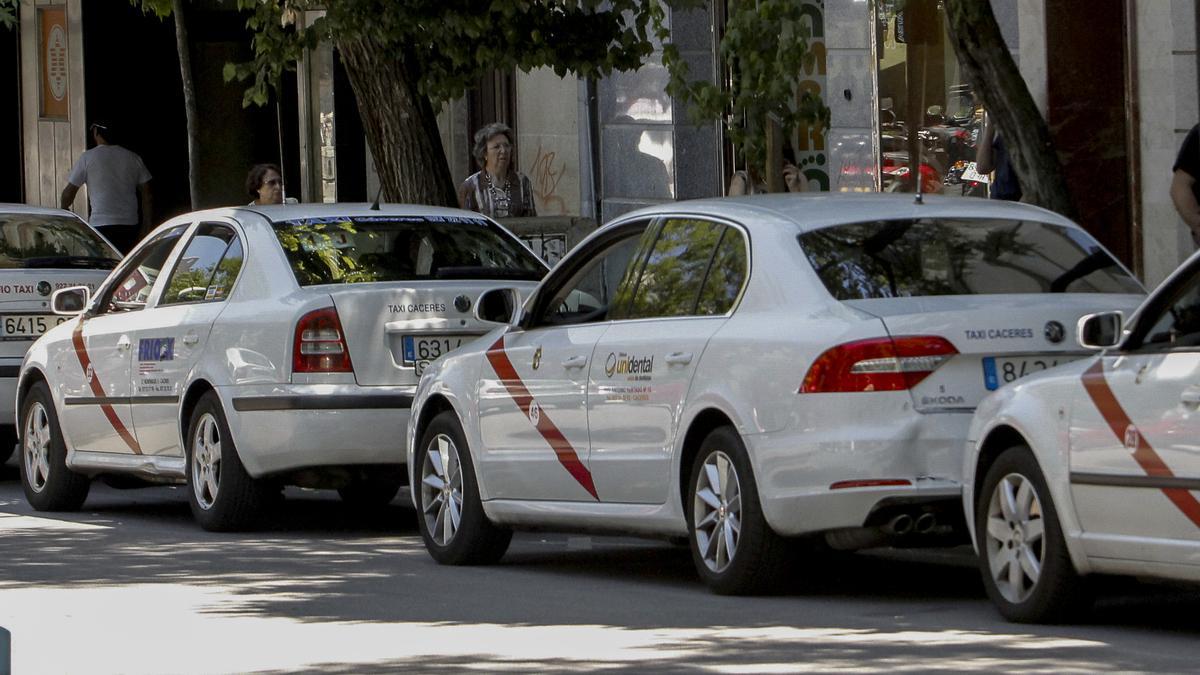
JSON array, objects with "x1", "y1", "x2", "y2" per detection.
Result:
[
  {"x1": 172, "y1": 0, "x2": 199, "y2": 208},
  {"x1": 943, "y1": 0, "x2": 1077, "y2": 220},
  {"x1": 335, "y1": 33, "x2": 457, "y2": 207}
]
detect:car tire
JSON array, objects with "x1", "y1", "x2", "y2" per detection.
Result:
[
  {"x1": 0, "y1": 425, "x2": 17, "y2": 465},
  {"x1": 20, "y1": 381, "x2": 90, "y2": 511},
  {"x1": 338, "y1": 478, "x2": 401, "y2": 508},
  {"x1": 977, "y1": 445, "x2": 1089, "y2": 623},
  {"x1": 186, "y1": 391, "x2": 269, "y2": 532},
  {"x1": 687, "y1": 426, "x2": 791, "y2": 595},
  {"x1": 415, "y1": 410, "x2": 511, "y2": 565}
]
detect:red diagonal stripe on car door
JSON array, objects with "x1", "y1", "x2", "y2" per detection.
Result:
[
  {"x1": 485, "y1": 335, "x2": 598, "y2": 500},
  {"x1": 1081, "y1": 359, "x2": 1200, "y2": 526},
  {"x1": 72, "y1": 322, "x2": 141, "y2": 454}
]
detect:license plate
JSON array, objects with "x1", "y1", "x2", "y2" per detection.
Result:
[
  {"x1": 960, "y1": 162, "x2": 990, "y2": 184},
  {"x1": 0, "y1": 314, "x2": 68, "y2": 340},
  {"x1": 982, "y1": 355, "x2": 1081, "y2": 390},
  {"x1": 402, "y1": 334, "x2": 472, "y2": 375}
]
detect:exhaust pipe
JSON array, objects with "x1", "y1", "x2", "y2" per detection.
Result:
[
  {"x1": 884, "y1": 513, "x2": 913, "y2": 536},
  {"x1": 914, "y1": 512, "x2": 936, "y2": 535}
]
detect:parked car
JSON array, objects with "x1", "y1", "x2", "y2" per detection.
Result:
[
  {"x1": 0, "y1": 204, "x2": 121, "y2": 464},
  {"x1": 407, "y1": 193, "x2": 1146, "y2": 594},
  {"x1": 17, "y1": 203, "x2": 547, "y2": 531},
  {"x1": 966, "y1": 247, "x2": 1200, "y2": 623}
]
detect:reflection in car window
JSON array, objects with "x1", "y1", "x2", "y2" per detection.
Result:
[
  {"x1": 620, "y1": 218, "x2": 724, "y2": 320},
  {"x1": 798, "y1": 218, "x2": 1142, "y2": 300},
  {"x1": 162, "y1": 224, "x2": 240, "y2": 305},
  {"x1": 1140, "y1": 272, "x2": 1200, "y2": 349},
  {"x1": 0, "y1": 213, "x2": 120, "y2": 269},
  {"x1": 271, "y1": 215, "x2": 544, "y2": 286},
  {"x1": 106, "y1": 227, "x2": 186, "y2": 313},
  {"x1": 696, "y1": 227, "x2": 748, "y2": 315},
  {"x1": 538, "y1": 229, "x2": 646, "y2": 327}
]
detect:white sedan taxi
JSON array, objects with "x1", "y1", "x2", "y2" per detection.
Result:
[
  {"x1": 966, "y1": 247, "x2": 1200, "y2": 623},
  {"x1": 0, "y1": 205, "x2": 121, "y2": 464},
  {"x1": 17, "y1": 203, "x2": 546, "y2": 530},
  {"x1": 408, "y1": 193, "x2": 1145, "y2": 594}
]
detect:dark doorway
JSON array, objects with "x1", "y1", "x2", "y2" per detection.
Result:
[
  {"x1": 81, "y1": 4, "x2": 298, "y2": 222},
  {"x1": 1046, "y1": 1, "x2": 1134, "y2": 268},
  {"x1": 0, "y1": 24, "x2": 21, "y2": 202}
]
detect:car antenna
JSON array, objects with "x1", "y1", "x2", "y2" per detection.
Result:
[{"x1": 369, "y1": 182, "x2": 384, "y2": 211}]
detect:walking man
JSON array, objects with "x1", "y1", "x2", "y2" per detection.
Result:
[{"x1": 60, "y1": 120, "x2": 152, "y2": 254}]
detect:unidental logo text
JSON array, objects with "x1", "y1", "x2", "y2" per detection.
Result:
[{"x1": 604, "y1": 352, "x2": 654, "y2": 379}]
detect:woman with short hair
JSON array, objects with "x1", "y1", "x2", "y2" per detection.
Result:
[{"x1": 458, "y1": 123, "x2": 537, "y2": 218}]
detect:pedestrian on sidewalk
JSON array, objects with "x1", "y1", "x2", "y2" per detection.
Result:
[
  {"x1": 60, "y1": 120, "x2": 153, "y2": 254},
  {"x1": 1171, "y1": 123, "x2": 1200, "y2": 247},
  {"x1": 458, "y1": 123, "x2": 537, "y2": 218},
  {"x1": 975, "y1": 112, "x2": 1022, "y2": 202},
  {"x1": 245, "y1": 163, "x2": 297, "y2": 206}
]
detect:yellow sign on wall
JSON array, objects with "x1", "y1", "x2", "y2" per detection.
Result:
[{"x1": 39, "y1": 6, "x2": 69, "y2": 119}]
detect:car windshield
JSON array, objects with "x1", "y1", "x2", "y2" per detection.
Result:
[
  {"x1": 271, "y1": 215, "x2": 546, "y2": 286},
  {"x1": 0, "y1": 213, "x2": 120, "y2": 269},
  {"x1": 798, "y1": 217, "x2": 1143, "y2": 299}
]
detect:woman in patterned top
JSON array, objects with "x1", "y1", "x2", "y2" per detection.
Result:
[{"x1": 458, "y1": 123, "x2": 537, "y2": 218}]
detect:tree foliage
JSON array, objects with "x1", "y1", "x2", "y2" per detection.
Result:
[{"x1": 661, "y1": 0, "x2": 829, "y2": 177}]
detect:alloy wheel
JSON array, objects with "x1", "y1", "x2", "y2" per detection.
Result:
[
  {"x1": 693, "y1": 450, "x2": 742, "y2": 573},
  {"x1": 420, "y1": 433, "x2": 463, "y2": 546},
  {"x1": 23, "y1": 401, "x2": 51, "y2": 493},
  {"x1": 191, "y1": 412, "x2": 223, "y2": 510},
  {"x1": 984, "y1": 472, "x2": 1046, "y2": 604}
]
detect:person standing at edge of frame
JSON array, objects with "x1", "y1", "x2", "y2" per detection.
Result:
[
  {"x1": 1171, "y1": 123, "x2": 1200, "y2": 248},
  {"x1": 60, "y1": 120, "x2": 153, "y2": 255}
]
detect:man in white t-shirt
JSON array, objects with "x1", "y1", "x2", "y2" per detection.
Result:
[{"x1": 60, "y1": 121, "x2": 153, "y2": 254}]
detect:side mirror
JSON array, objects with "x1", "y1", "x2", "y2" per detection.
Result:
[
  {"x1": 1078, "y1": 311, "x2": 1123, "y2": 350},
  {"x1": 51, "y1": 286, "x2": 90, "y2": 316},
  {"x1": 474, "y1": 287, "x2": 522, "y2": 326}
]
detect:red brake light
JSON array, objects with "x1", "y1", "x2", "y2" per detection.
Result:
[
  {"x1": 293, "y1": 307, "x2": 354, "y2": 373},
  {"x1": 800, "y1": 336, "x2": 957, "y2": 393}
]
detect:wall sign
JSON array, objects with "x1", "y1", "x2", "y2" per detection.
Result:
[{"x1": 40, "y1": 7, "x2": 69, "y2": 119}]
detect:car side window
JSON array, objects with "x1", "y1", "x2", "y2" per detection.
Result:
[
  {"x1": 1136, "y1": 271, "x2": 1200, "y2": 350},
  {"x1": 619, "y1": 218, "x2": 724, "y2": 320},
  {"x1": 532, "y1": 224, "x2": 650, "y2": 327},
  {"x1": 696, "y1": 226, "x2": 749, "y2": 315},
  {"x1": 161, "y1": 223, "x2": 242, "y2": 305},
  {"x1": 102, "y1": 226, "x2": 187, "y2": 314}
]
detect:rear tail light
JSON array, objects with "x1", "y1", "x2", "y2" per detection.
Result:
[
  {"x1": 800, "y1": 336, "x2": 957, "y2": 393},
  {"x1": 293, "y1": 306, "x2": 354, "y2": 373}
]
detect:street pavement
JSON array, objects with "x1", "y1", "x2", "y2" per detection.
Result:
[{"x1": 2, "y1": 457, "x2": 1200, "y2": 673}]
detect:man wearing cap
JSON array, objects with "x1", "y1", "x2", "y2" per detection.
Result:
[{"x1": 60, "y1": 120, "x2": 153, "y2": 254}]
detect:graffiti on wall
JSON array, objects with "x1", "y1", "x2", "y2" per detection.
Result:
[
  {"x1": 530, "y1": 142, "x2": 568, "y2": 216},
  {"x1": 797, "y1": 1, "x2": 830, "y2": 192}
]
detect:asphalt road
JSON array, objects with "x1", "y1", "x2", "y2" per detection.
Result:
[{"x1": 2, "y1": 457, "x2": 1200, "y2": 673}]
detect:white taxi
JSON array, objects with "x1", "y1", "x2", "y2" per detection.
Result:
[
  {"x1": 407, "y1": 193, "x2": 1145, "y2": 594},
  {"x1": 17, "y1": 203, "x2": 546, "y2": 530},
  {"x1": 966, "y1": 247, "x2": 1200, "y2": 622},
  {"x1": 0, "y1": 205, "x2": 121, "y2": 465}
]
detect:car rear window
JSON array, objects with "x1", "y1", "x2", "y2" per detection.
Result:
[
  {"x1": 0, "y1": 213, "x2": 120, "y2": 269},
  {"x1": 271, "y1": 215, "x2": 546, "y2": 286},
  {"x1": 797, "y1": 218, "x2": 1143, "y2": 299}
]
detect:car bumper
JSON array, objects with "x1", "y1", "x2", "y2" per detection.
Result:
[
  {"x1": 746, "y1": 406, "x2": 972, "y2": 536},
  {"x1": 218, "y1": 384, "x2": 414, "y2": 477}
]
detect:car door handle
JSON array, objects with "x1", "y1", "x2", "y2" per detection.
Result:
[
  {"x1": 182, "y1": 332, "x2": 200, "y2": 346},
  {"x1": 665, "y1": 351, "x2": 693, "y2": 366},
  {"x1": 117, "y1": 336, "x2": 132, "y2": 351},
  {"x1": 1182, "y1": 386, "x2": 1200, "y2": 407},
  {"x1": 561, "y1": 355, "x2": 588, "y2": 370}
]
